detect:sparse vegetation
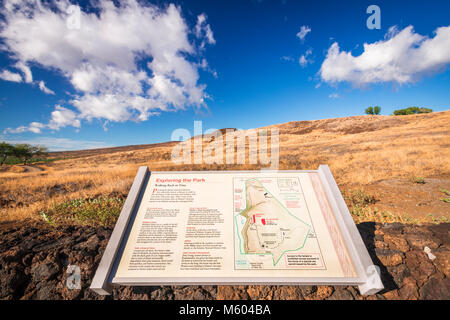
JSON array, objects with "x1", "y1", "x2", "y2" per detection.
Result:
[
  {"x1": 343, "y1": 189, "x2": 422, "y2": 224},
  {"x1": 440, "y1": 189, "x2": 450, "y2": 204},
  {"x1": 3, "y1": 156, "x2": 60, "y2": 165},
  {"x1": 393, "y1": 106, "x2": 432, "y2": 115},
  {"x1": 40, "y1": 196, "x2": 124, "y2": 227},
  {"x1": 343, "y1": 189, "x2": 377, "y2": 207},
  {"x1": 365, "y1": 106, "x2": 381, "y2": 115},
  {"x1": 410, "y1": 176, "x2": 426, "y2": 184},
  {"x1": 428, "y1": 214, "x2": 449, "y2": 223}
]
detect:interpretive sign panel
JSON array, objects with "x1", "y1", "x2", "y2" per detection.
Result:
[{"x1": 91, "y1": 166, "x2": 383, "y2": 295}]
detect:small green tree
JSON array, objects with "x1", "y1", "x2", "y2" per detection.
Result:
[
  {"x1": 13, "y1": 144, "x2": 33, "y2": 165},
  {"x1": 0, "y1": 142, "x2": 14, "y2": 166},
  {"x1": 14, "y1": 144, "x2": 49, "y2": 165},
  {"x1": 365, "y1": 106, "x2": 374, "y2": 115},
  {"x1": 393, "y1": 107, "x2": 433, "y2": 115},
  {"x1": 31, "y1": 145, "x2": 48, "y2": 159},
  {"x1": 373, "y1": 106, "x2": 381, "y2": 115},
  {"x1": 365, "y1": 106, "x2": 381, "y2": 115},
  {"x1": 418, "y1": 107, "x2": 433, "y2": 113}
]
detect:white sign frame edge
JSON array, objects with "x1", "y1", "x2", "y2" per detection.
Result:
[
  {"x1": 90, "y1": 165, "x2": 384, "y2": 296},
  {"x1": 90, "y1": 166, "x2": 150, "y2": 295}
]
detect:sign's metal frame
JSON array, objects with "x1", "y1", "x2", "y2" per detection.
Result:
[{"x1": 90, "y1": 165, "x2": 384, "y2": 296}]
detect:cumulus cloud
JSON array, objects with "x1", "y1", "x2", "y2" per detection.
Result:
[
  {"x1": 319, "y1": 25, "x2": 450, "y2": 86},
  {"x1": 28, "y1": 122, "x2": 46, "y2": 134},
  {"x1": 0, "y1": 0, "x2": 215, "y2": 133},
  {"x1": 4, "y1": 105, "x2": 84, "y2": 134},
  {"x1": 296, "y1": 25, "x2": 311, "y2": 41},
  {"x1": 48, "y1": 105, "x2": 80, "y2": 130},
  {"x1": 38, "y1": 81, "x2": 55, "y2": 95},
  {"x1": 4, "y1": 121, "x2": 45, "y2": 134},
  {"x1": 0, "y1": 69, "x2": 22, "y2": 82}
]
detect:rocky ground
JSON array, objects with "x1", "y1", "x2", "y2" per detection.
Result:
[{"x1": 0, "y1": 220, "x2": 448, "y2": 300}]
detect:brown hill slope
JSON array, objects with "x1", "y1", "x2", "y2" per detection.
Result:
[
  {"x1": 0, "y1": 111, "x2": 449, "y2": 222},
  {"x1": 48, "y1": 141, "x2": 178, "y2": 160}
]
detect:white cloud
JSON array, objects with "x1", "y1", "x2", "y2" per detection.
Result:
[
  {"x1": 385, "y1": 25, "x2": 400, "y2": 40},
  {"x1": 0, "y1": 69, "x2": 22, "y2": 82},
  {"x1": 0, "y1": 66, "x2": 55, "y2": 95},
  {"x1": 0, "y1": 0, "x2": 215, "y2": 133},
  {"x1": 299, "y1": 49, "x2": 313, "y2": 67},
  {"x1": 15, "y1": 61, "x2": 32, "y2": 83},
  {"x1": 3, "y1": 121, "x2": 45, "y2": 134},
  {"x1": 48, "y1": 105, "x2": 80, "y2": 130},
  {"x1": 328, "y1": 93, "x2": 339, "y2": 99},
  {"x1": 296, "y1": 25, "x2": 311, "y2": 41},
  {"x1": 71, "y1": 94, "x2": 139, "y2": 122},
  {"x1": 28, "y1": 122, "x2": 46, "y2": 134},
  {"x1": 195, "y1": 13, "x2": 216, "y2": 47},
  {"x1": 299, "y1": 56, "x2": 308, "y2": 67},
  {"x1": 281, "y1": 56, "x2": 294, "y2": 62},
  {"x1": 319, "y1": 25, "x2": 450, "y2": 86},
  {"x1": 3, "y1": 105, "x2": 81, "y2": 134},
  {"x1": 3, "y1": 126, "x2": 28, "y2": 134},
  {"x1": 38, "y1": 81, "x2": 55, "y2": 95},
  {"x1": 197, "y1": 58, "x2": 217, "y2": 78}
]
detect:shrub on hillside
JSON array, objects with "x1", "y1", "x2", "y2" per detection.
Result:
[
  {"x1": 393, "y1": 107, "x2": 433, "y2": 115},
  {"x1": 365, "y1": 106, "x2": 381, "y2": 115},
  {"x1": 41, "y1": 196, "x2": 124, "y2": 226},
  {"x1": 0, "y1": 142, "x2": 48, "y2": 165}
]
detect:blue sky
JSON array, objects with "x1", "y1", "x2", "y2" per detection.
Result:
[{"x1": 0, "y1": 0, "x2": 449, "y2": 150}]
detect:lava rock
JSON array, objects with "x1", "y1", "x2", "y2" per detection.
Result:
[{"x1": 31, "y1": 262, "x2": 60, "y2": 282}]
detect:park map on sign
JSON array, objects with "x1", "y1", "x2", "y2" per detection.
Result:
[
  {"x1": 113, "y1": 171, "x2": 357, "y2": 285},
  {"x1": 234, "y1": 178, "x2": 315, "y2": 269}
]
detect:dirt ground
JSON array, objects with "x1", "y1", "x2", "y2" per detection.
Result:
[{"x1": 357, "y1": 174, "x2": 450, "y2": 219}]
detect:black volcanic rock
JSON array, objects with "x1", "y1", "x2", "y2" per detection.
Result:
[{"x1": 0, "y1": 220, "x2": 448, "y2": 300}]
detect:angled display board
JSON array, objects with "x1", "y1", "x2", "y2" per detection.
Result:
[{"x1": 90, "y1": 166, "x2": 383, "y2": 295}]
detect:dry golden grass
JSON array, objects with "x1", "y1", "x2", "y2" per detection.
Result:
[
  {"x1": 1, "y1": 111, "x2": 449, "y2": 224},
  {"x1": 272, "y1": 112, "x2": 450, "y2": 185}
]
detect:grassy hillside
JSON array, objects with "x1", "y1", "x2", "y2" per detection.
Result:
[{"x1": 1, "y1": 111, "x2": 449, "y2": 224}]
